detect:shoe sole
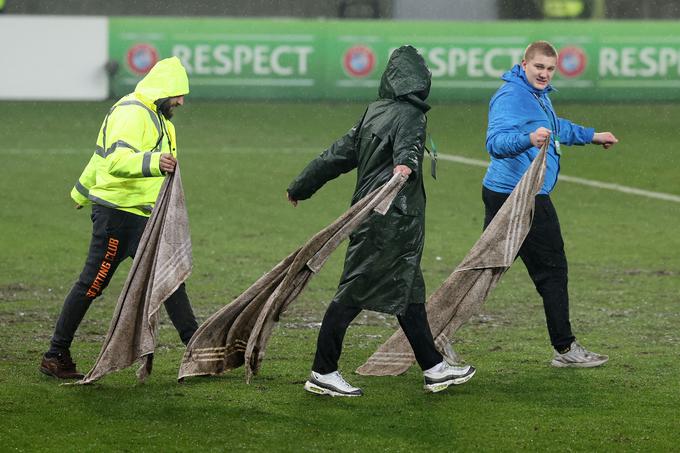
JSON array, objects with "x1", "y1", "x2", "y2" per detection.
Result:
[
  {"x1": 551, "y1": 358, "x2": 609, "y2": 368},
  {"x1": 423, "y1": 368, "x2": 476, "y2": 393},
  {"x1": 39, "y1": 366, "x2": 57, "y2": 378},
  {"x1": 303, "y1": 380, "x2": 362, "y2": 397},
  {"x1": 38, "y1": 366, "x2": 84, "y2": 380}
]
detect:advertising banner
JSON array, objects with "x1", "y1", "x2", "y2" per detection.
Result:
[
  {"x1": 110, "y1": 18, "x2": 680, "y2": 101},
  {"x1": 110, "y1": 19, "x2": 326, "y2": 99}
]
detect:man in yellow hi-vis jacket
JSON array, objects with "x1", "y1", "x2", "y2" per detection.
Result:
[{"x1": 39, "y1": 57, "x2": 198, "y2": 379}]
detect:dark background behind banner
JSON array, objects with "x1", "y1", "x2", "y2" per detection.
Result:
[
  {"x1": 1, "y1": 0, "x2": 394, "y2": 18},
  {"x1": 4, "y1": 0, "x2": 680, "y2": 19}
]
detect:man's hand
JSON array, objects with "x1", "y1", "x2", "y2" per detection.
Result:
[
  {"x1": 393, "y1": 165, "x2": 412, "y2": 177},
  {"x1": 592, "y1": 132, "x2": 619, "y2": 150},
  {"x1": 530, "y1": 127, "x2": 551, "y2": 148},
  {"x1": 159, "y1": 153, "x2": 177, "y2": 174},
  {"x1": 75, "y1": 204, "x2": 83, "y2": 210},
  {"x1": 286, "y1": 191, "x2": 298, "y2": 207}
]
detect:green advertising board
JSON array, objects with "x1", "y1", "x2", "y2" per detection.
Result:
[{"x1": 110, "y1": 18, "x2": 680, "y2": 101}]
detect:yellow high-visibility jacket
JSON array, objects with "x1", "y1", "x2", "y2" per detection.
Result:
[{"x1": 70, "y1": 56, "x2": 189, "y2": 217}]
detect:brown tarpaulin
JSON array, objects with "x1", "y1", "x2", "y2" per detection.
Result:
[
  {"x1": 356, "y1": 144, "x2": 548, "y2": 376},
  {"x1": 178, "y1": 173, "x2": 407, "y2": 383},
  {"x1": 76, "y1": 167, "x2": 192, "y2": 384}
]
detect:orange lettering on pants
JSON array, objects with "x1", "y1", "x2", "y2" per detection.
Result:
[{"x1": 86, "y1": 237, "x2": 119, "y2": 299}]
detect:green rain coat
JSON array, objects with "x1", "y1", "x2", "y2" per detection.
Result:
[
  {"x1": 70, "y1": 57, "x2": 189, "y2": 217},
  {"x1": 287, "y1": 45, "x2": 431, "y2": 315}
]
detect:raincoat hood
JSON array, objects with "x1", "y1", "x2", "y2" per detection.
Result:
[
  {"x1": 135, "y1": 56, "x2": 190, "y2": 103},
  {"x1": 502, "y1": 64, "x2": 554, "y2": 96},
  {"x1": 378, "y1": 45, "x2": 431, "y2": 111},
  {"x1": 288, "y1": 53, "x2": 431, "y2": 315}
]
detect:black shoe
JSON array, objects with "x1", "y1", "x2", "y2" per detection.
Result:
[{"x1": 39, "y1": 352, "x2": 85, "y2": 379}]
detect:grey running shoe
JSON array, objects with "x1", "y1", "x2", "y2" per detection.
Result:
[
  {"x1": 551, "y1": 341, "x2": 609, "y2": 368},
  {"x1": 423, "y1": 361, "x2": 476, "y2": 393},
  {"x1": 304, "y1": 371, "x2": 363, "y2": 397}
]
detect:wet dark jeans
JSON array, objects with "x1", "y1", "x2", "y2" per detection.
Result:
[{"x1": 482, "y1": 186, "x2": 575, "y2": 350}]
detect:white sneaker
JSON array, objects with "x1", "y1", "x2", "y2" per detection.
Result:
[
  {"x1": 423, "y1": 361, "x2": 476, "y2": 393},
  {"x1": 551, "y1": 341, "x2": 609, "y2": 368},
  {"x1": 304, "y1": 371, "x2": 363, "y2": 397}
]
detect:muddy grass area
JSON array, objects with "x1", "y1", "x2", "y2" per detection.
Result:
[{"x1": 3, "y1": 260, "x2": 677, "y2": 368}]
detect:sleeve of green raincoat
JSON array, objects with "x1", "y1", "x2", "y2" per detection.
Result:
[
  {"x1": 392, "y1": 108, "x2": 426, "y2": 174},
  {"x1": 287, "y1": 122, "x2": 360, "y2": 200},
  {"x1": 102, "y1": 106, "x2": 163, "y2": 179}
]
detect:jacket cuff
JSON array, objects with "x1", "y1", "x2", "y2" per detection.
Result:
[
  {"x1": 585, "y1": 127, "x2": 596, "y2": 144},
  {"x1": 286, "y1": 181, "x2": 306, "y2": 201},
  {"x1": 70, "y1": 187, "x2": 89, "y2": 205},
  {"x1": 145, "y1": 152, "x2": 163, "y2": 177},
  {"x1": 520, "y1": 133, "x2": 533, "y2": 150},
  {"x1": 393, "y1": 156, "x2": 418, "y2": 173}
]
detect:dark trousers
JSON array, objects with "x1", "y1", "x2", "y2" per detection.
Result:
[
  {"x1": 482, "y1": 186, "x2": 575, "y2": 349},
  {"x1": 49, "y1": 205, "x2": 198, "y2": 354},
  {"x1": 312, "y1": 302, "x2": 442, "y2": 374}
]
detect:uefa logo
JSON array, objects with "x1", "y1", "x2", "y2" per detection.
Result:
[
  {"x1": 126, "y1": 44, "x2": 159, "y2": 75},
  {"x1": 343, "y1": 45, "x2": 376, "y2": 78},
  {"x1": 557, "y1": 47, "x2": 587, "y2": 78}
]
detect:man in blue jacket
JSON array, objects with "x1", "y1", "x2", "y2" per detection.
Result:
[{"x1": 483, "y1": 40, "x2": 617, "y2": 367}]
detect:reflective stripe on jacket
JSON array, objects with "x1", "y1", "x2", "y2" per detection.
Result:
[{"x1": 70, "y1": 57, "x2": 189, "y2": 216}]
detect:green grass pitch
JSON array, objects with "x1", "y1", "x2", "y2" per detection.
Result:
[{"x1": 1, "y1": 100, "x2": 679, "y2": 451}]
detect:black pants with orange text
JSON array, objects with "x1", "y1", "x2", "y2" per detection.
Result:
[{"x1": 48, "y1": 205, "x2": 198, "y2": 354}]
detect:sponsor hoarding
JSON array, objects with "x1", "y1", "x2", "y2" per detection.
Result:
[
  {"x1": 110, "y1": 18, "x2": 680, "y2": 101},
  {"x1": 110, "y1": 19, "x2": 325, "y2": 99}
]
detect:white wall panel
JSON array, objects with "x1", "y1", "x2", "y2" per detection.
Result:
[{"x1": 0, "y1": 16, "x2": 108, "y2": 100}]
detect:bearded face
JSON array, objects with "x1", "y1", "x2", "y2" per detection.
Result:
[{"x1": 157, "y1": 95, "x2": 184, "y2": 119}]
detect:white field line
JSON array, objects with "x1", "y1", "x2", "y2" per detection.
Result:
[
  {"x1": 5, "y1": 147, "x2": 679, "y2": 203},
  {"x1": 437, "y1": 153, "x2": 680, "y2": 203}
]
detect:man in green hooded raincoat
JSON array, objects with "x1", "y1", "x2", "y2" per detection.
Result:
[
  {"x1": 39, "y1": 57, "x2": 198, "y2": 379},
  {"x1": 287, "y1": 46, "x2": 476, "y2": 396}
]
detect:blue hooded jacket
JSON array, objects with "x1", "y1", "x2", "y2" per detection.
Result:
[{"x1": 482, "y1": 64, "x2": 595, "y2": 195}]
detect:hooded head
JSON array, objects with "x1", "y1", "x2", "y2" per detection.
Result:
[
  {"x1": 502, "y1": 63, "x2": 555, "y2": 96},
  {"x1": 135, "y1": 56, "x2": 190, "y2": 104},
  {"x1": 378, "y1": 45, "x2": 431, "y2": 105}
]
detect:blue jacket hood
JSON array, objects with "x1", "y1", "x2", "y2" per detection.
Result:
[
  {"x1": 483, "y1": 64, "x2": 594, "y2": 195},
  {"x1": 502, "y1": 64, "x2": 555, "y2": 96}
]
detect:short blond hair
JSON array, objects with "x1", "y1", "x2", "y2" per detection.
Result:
[{"x1": 524, "y1": 41, "x2": 558, "y2": 61}]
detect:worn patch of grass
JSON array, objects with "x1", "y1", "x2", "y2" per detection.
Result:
[{"x1": 1, "y1": 100, "x2": 679, "y2": 451}]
